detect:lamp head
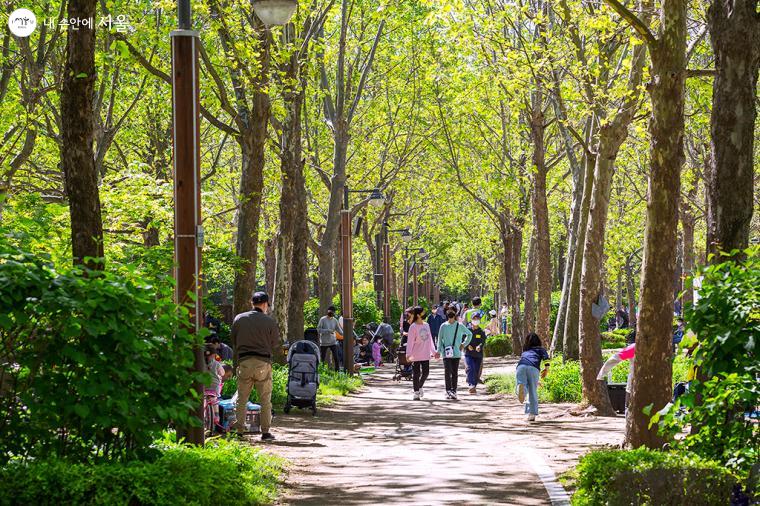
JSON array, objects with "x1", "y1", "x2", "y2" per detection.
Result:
[
  {"x1": 369, "y1": 188, "x2": 385, "y2": 207},
  {"x1": 252, "y1": 0, "x2": 298, "y2": 26}
]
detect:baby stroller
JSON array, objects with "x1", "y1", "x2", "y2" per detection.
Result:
[
  {"x1": 283, "y1": 339, "x2": 320, "y2": 416},
  {"x1": 393, "y1": 337, "x2": 413, "y2": 382}
]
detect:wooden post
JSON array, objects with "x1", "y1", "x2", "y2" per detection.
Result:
[
  {"x1": 340, "y1": 209, "x2": 354, "y2": 374},
  {"x1": 171, "y1": 28, "x2": 204, "y2": 445}
]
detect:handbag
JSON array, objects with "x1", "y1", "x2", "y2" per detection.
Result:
[{"x1": 444, "y1": 323, "x2": 460, "y2": 359}]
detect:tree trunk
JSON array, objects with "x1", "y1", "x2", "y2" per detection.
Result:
[
  {"x1": 232, "y1": 111, "x2": 269, "y2": 316},
  {"x1": 626, "y1": 0, "x2": 687, "y2": 448},
  {"x1": 578, "y1": 27, "x2": 647, "y2": 415},
  {"x1": 232, "y1": 28, "x2": 271, "y2": 316},
  {"x1": 579, "y1": 151, "x2": 620, "y2": 416},
  {"x1": 626, "y1": 254, "x2": 638, "y2": 326},
  {"x1": 530, "y1": 95, "x2": 552, "y2": 344},
  {"x1": 563, "y1": 148, "x2": 596, "y2": 360},
  {"x1": 705, "y1": 0, "x2": 759, "y2": 261},
  {"x1": 264, "y1": 237, "x2": 276, "y2": 298},
  {"x1": 316, "y1": 120, "x2": 348, "y2": 315},
  {"x1": 61, "y1": 0, "x2": 103, "y2": 268},
  {"x1": 550, "y1": 76, "x2": 586, "y2": 355},
  {"x1": 523, "y1": 233, "x2": 537, "y2": 337},
  {"x1": 680, "y1": 184, "x2": 696, "y2": 308},
  {"x1": 509, "y1": 226, "x2": 524, "y2": 354}
]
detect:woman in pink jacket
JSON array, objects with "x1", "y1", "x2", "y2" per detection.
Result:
[{"x1": 406, "y1": 306, "x2": 439, "y2": 400}]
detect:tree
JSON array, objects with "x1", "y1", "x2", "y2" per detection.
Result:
[
  {"x1": 604, "y1": 0, "x2": 689, "y2": 448},
  {"x1": 61, "y1": 0, "x2": 104, "y2": 268},
  {"x1": 705, "y1": 0, "x2": 759, "y2": 260}
]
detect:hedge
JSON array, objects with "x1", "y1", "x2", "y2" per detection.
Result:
[
  {"x1": 573, "y1": 448, "x2": 736, "y2": 506},
  {"x1": 484, "y1": 334, "x2": 512, "y2": 357},
  {"x1": 0, "y1": 439, "x2": 284, "y2": 506}
]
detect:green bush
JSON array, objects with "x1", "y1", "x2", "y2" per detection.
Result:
[
  {"x1": 573, "y1": 448, "x2": 735, "y2": 506},
  {"x1": 484, "y1": 334, "x2": 512, "y2": 357},
  {"x1": 0, "y1": 438, "x2": 283, "y2": 505},
  {"x1": 222, "y1": 363, "x2": 363, "y2": 407},
  {"x1": 601, "y1": 328, "x2": 629, "y2": 349},
  {"x1": 655, "y1": 248, "x2": 759, "y2": 476},
  {"x1": 541, "y1": 355, "x2": 582, "y2": 403},
  {"x1": 304, "y1": 292, "x2": 382, "y2": 334},
  {"x1": 0, "y1": 243, "x2": 203, "y2": 464}
]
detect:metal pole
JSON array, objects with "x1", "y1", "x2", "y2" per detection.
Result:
[
  {"x1": 375, "y1": 232, "x2": 383, "y2": 310},
  {"x1": 340, "y1": 209, "x2": 354, "y2": 375},
  {"x1": 412, "y1": 255, "x2": 418, "y2": 307},
  {"x1": 402, "y1": 247, "x2": 409, "y2": 309},
  {"x1": 171, "y1": 19, "x2": 204, "y2": 445}
]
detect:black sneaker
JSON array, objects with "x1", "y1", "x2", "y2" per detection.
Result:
[{"x1": 261, "y1": 432, "x2": 276, "y2": 441}]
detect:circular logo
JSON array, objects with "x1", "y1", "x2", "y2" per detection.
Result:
[{"x1": 8, "y1": 8, "x2": 37, "y2": 37}]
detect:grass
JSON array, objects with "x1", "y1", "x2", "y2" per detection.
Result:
[
  {"x1": 222, "y1": 363, "x2": 365, "y2": 408},
  {"x1": 0, "y1": 437, "x2": 285, "y2": 505},
  {"x1": 486, "y1": 354, "x2": 691, "y2": 404}
]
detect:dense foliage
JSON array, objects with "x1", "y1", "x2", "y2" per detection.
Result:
[
  {"x1": 654, "y1": 248, "x2": 759, "y2": 476},
  {"x1": 572, "y1": 448, "x2": 736, "y2": 506},
  {"x1": 0, "y1": 241, "x2": 203, "y2": 463},
  {"x1": 0, "y1": 438, "x2": 283, "y2": 506}
]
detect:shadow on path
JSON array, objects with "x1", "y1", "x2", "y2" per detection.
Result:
[{"x1": 260, "y1": 356, "x2": 624, "y2": 505}]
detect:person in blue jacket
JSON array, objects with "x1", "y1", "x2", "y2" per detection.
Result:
[
  {"x1": 516, "y1": 332, "x2": 550, "y2": 422},
  {"x1": 427, "y1": 304, "x2": 445, "y2": 347}
]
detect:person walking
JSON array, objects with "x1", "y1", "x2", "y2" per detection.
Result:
[
  {"x1": 515, "y1": 332, "x2": 550, "y2": 422},
  {"x1": 465, "y1": 315, "x2": 487, "y2": 394},
  {"x1": 437, "y1": 309, "x2": 472, "y2": 400},
  {"x1": 317, "y1": 306, "x2": 342, "y2": 371},
  {"x1": 406, "y1": 306, "x2": 438, "y2": 400},
  {"x1": 231, "y1": 291, "x2": 279, "y2": 441},
  {"x1": 499, "y1": 302, "x2": 509, "y2": 334},
  {"x1": 427, "y1": 304, "x2": 445, "y2": 347}
]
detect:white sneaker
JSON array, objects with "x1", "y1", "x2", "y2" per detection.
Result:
[
  {"x1": 517, "y1": 384, "x2": 526, "y2": 404},
  {"x1": 413, "y1": 391, "x2": 421, "y2": 401},
  {"x1": 419, "y1": 387, "x2": 424, "y2": 398},
  {"x1": 527, "y1": 414, "x2": 536, "y2": 422},
  {"x1": 445, "y1": 390, "x2": 453, "y2": 399},
  {"x1": 451, "y1": 390, "x2": 458, "y2": 400}
]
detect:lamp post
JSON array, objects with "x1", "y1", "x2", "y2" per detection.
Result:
[
  {"x1": 252, "y1": 0, "x2": 299, "y2": 26},
  {"x1": 384, "y1": 226, "x2": 409, "y2": 322},
  {"x1": 341, "y1": 184, "x2": 385, "y2": 374},
  {"x1": 172, "y1": 0, "x2": 204, "y2": 446}
]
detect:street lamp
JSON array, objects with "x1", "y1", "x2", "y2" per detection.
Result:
[
  {"x1": 173, "y1": 0, "x2": 204, "y2": 445},
  {"x1": 340, "y1": 184, "x2": 386, "y2": 374},
  {"x1": 252, "y1": 0, "x2": 298, "y2": 26}
]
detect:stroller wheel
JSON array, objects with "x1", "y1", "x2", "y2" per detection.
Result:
[{"x1": 283, "y1": 404, "x2": 291, "y2": 414}]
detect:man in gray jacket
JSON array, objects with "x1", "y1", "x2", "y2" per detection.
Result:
[{"x1": 231, "y1": 291, "x2": 280, "y2": 441}]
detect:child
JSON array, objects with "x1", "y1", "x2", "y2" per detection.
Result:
[
  {"x1": 516, "y1": 333, "x2": 550, "y2": 422},
  {"x1": 437, "y1": 309, "x2": 472, "y2": 400},
  {"x1": 465, "y1": 316, "x2": 487, "y2": 394},
  {"x1": 204, "y1": 345, "x2": 230, "y2": 433},
  {"x1": 371, "y1": 337, "x2": 382, "y2": 367},
  {"x1": 357, "y1": 336, "x2": 372, "y2": 365}
]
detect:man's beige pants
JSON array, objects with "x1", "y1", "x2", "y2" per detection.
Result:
[{"x1": 235, "y1": 356, "x2": 273, "y2": 433}]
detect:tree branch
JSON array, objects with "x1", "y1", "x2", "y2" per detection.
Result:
[{"x1": 602, "y1": 0, "x2": 657, "y2": 47}]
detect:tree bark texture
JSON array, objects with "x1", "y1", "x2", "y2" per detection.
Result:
[
  {"x1": 680, "y1": 182, "x2": 696, "y2": 308},
  {"x1": 523, "y1": 233, "x2": 537, "y2": 337},
  {"x1": 509, "y1": 226, "x2": 524, "y2": 354},
  {"x1": 626, "y1": 0, "x2": 687, "y2": 448},
  {"x1": 61, "y1": 0, "x2": 104, "y2": 268},
  {"x1": 232, "y1": 31, "x2": 270, "y2": 317},
  {"x1": 563, "y1": 147, "x2": 596, "y2": 360},
  {"x1": 530, "y1": 96, "x2": 552, "y2": 344},
  {"x1": 705, "y1": 0, "x2": 759, "y2": 260}
]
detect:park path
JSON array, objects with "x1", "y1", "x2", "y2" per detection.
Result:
[{"x1": 263, "y1": 357, "x2": 625, "y2": 505}]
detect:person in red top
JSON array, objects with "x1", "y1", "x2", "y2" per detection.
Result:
[{"x1": 406, "y1": 306, "x2": 439, "y2": 400}]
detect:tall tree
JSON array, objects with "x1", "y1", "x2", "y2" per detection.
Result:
[
  {"x1": 605, "y1": 0, "x2": 688, "y2": 448},
  {"x1": 578, "y1": 6, "x2": 649, "y2": 415},
  {"x1": 705, "y1": 0, "x2": 759, "y2": 260},
  {"x1": 314, "y1": 0, "x2": 385, "y2": 314},
  {"x1": 61, "y1": 0, "x2": 104, "y2": 267}
]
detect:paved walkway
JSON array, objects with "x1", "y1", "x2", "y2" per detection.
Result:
[{"x1": 264, "y1": 357, "x2": 625, "y2": 505}]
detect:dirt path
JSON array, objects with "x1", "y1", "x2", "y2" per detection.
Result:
[{"x1": 263, "y1": 357, "x2": 625, "y2": 505}]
